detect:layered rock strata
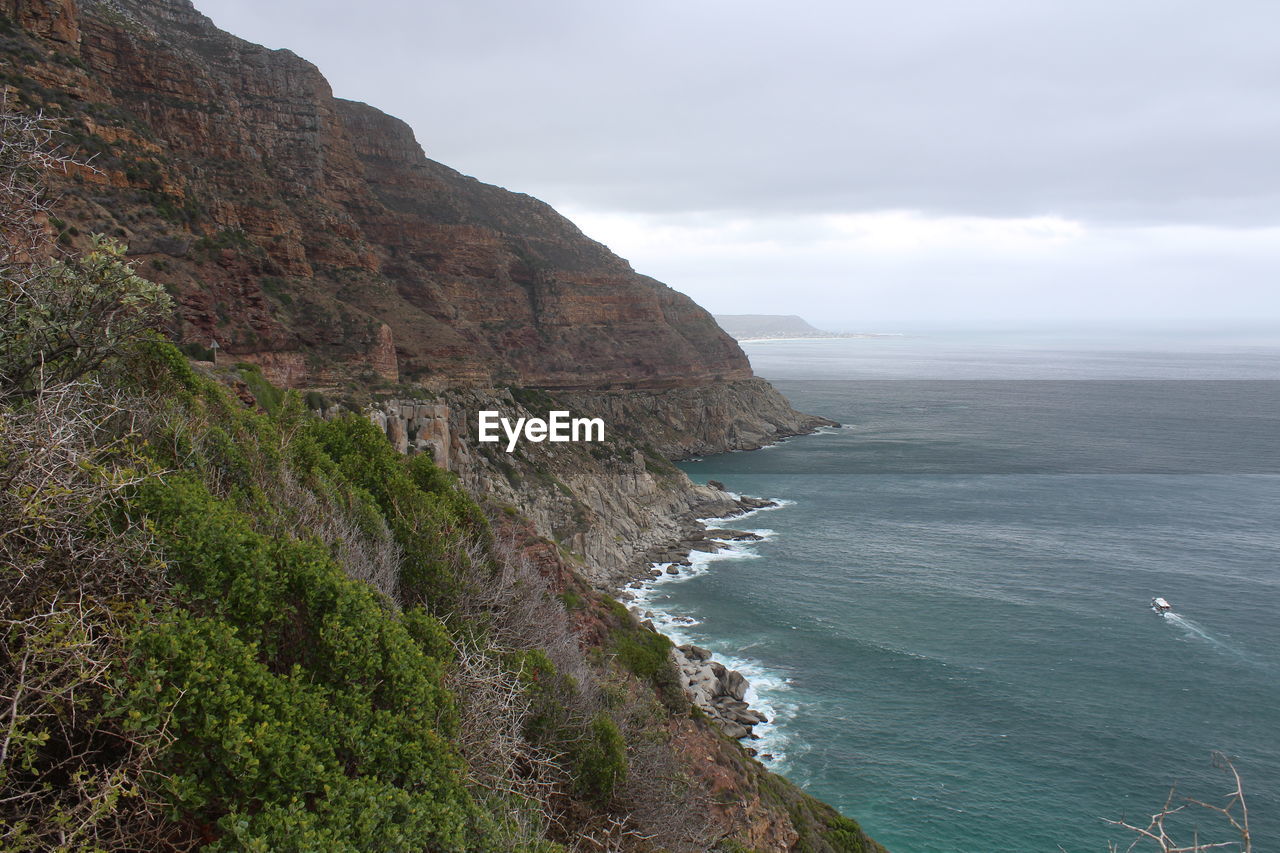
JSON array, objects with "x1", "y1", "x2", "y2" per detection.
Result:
[
  {"x1": 2, "y1": 0, "x2": 751, "y2": 390},
  {"x1": 4, "y1": 0, "x2": 829, "y2": 592}
]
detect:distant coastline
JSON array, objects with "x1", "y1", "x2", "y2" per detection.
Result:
[
  {"x1": 737, "y1": 333, "x2": 896, "y2": 342},
  {"x1": 714, "y1": 313, "x2": 898, "y2": 342}
]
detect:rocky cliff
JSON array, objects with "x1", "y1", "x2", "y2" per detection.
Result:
[
  {"x1": 357, "y1": 380, "x2": 829, "y2": 588},
  {"x1": 1, "y1": 0, "x2": 750, "y2": 390},
  {"x1": 10, "y1": 0, "x2": 839, "y2": 575},
  {"x1": 0, "y1": 0, "x2": 833, "y2": 648},
  {"x1": 1, "y1": 6, "x2": 885, "y2": 850}
]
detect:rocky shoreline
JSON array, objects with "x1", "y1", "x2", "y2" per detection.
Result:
[
  {"x1": 671, "y1": 642, "x2": 772, "y2": 746},
  {"x1": 619, "y1": 484, "x2": 783, "y2": 745}
]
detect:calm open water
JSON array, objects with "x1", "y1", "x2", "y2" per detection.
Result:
[{"x1": 636, "y1": 333, "x2": 1280, "y2": 852}]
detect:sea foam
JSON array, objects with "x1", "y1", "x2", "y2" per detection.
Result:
[{"x1": 628, "y1": 500, "x2": 800, "y2": 766}]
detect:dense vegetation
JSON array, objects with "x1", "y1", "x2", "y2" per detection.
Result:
[
  {"x1": 0, "y1": 107, "x2": 883, "y2": 851},
  {"x1": 0, "y1": 318, "x2": 657, "y2": 848}
]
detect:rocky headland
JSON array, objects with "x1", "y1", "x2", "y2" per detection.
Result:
[{"x1": 1, "y1": 1, "x2": 882, "y2": 848}]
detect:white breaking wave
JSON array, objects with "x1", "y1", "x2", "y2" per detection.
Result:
[
  {"x1": 701, "y1": 497, "x2": 796, "y2": 526},
  {"x1": 627, "y1": 500, "x2": 800, "y2": 766}
]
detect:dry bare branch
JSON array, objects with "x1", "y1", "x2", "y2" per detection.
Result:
[
  {"x1": 269, "y1": 463, "x2": 403, "y2": 604},
  {"x1": 1104, "y1": 753, "x2": 1251, "y2": 853}
]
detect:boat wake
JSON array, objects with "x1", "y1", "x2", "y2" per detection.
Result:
[
  {"x1": 1163, "y1": 611, "x2": 1208, "y2": 639},
  {"x1": 1161, "y1": 612, "x2": 1243, "y2": 658}
]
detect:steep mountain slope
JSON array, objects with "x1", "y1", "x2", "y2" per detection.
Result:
[
  {"x1": 1, "y1": 0, "x2": 829, "y2": 582},
  {"x1": 2, "y1": 0, "x2": 748, "y2": 390},
  {"x1": 0, "y1": 4, "x2": 883, "y2": 850}
]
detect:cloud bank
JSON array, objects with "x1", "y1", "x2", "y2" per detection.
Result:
[{"x1": 194, "y1": 0, "x2": 1280, "y2": 331}]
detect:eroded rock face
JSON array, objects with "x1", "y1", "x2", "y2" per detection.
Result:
[
  {"x1": 359, "y1": 388, "x2": 743, "y2": 587},
  {"x1": 3, "y1": 0, "x2": 751, "y2": 389},
  {"x1": 357, "y1": 378, "x2": 824, "y2": 587}
]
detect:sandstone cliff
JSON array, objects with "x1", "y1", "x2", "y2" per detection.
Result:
[
  {"x1": 0, "y1": 0, "x2": 835, "y2": 626},
  {"x1": 1, "y1": 0, "x2": 749, "y2": 390},
  {"x1": 1, "y1": 6, "x2": 884, "y2": 849},
  {"x1": 0, "y1": 0, "x2": 825, "y2": 574},
  {"x1": 0, "y1": 0, "x2": 833, "y2": 643}
]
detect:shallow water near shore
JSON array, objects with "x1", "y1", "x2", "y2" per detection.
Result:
[{"x1": 655, "y1": 334, "x2": 1280, "y2": 853}]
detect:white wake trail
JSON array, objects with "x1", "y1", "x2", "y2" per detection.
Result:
[{"x1": 1163, "y1": 612, "x2": 1239, "y2": 657}]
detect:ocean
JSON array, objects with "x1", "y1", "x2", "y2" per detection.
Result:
[{"x1": 630, "y1": 333, "x2": 1280, "y2": 852}]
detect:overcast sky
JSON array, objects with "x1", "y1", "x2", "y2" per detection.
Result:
[{"x1": 193, "y1": 0, "x2": 1280, "y2": 333}]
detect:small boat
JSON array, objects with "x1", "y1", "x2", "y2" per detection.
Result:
[{"x1": 1151, "y1": 597, "x2": 1172, "y2": 614}]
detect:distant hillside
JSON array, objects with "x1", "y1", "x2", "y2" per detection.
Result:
[{"x1": 714, "y1": 314, "x2": 836, "y2": 340}]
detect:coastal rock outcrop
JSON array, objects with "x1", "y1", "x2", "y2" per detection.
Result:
[
  {"x1": 674, "y1": 644, "x2": 769, "y2": 739},
  {"x1": 357, "y1": 390, "x2": 772, "y2": 587}
]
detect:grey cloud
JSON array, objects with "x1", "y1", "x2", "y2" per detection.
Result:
[
  {"x1": 187, "y1": 0, "x2": 1280, "y2": 330},
  {"x1": 195, "y1": 0, "x2": 1280, "y2": 225}
]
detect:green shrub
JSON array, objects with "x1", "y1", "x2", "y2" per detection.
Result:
[
  {"x1": 125, "y1": 474, "x2": 488, "y2": 850},
  {"x1": 235, "y1": 362, "x2": 285, "y2": 414},
  {"x1": 605, "y1": 603, "x2": 688, "y2": 713},
  {"x1": 402, "y1": 606, "x2": 455, "y2": 663},
  {"x1": 612, "y1": 627, "x2": 672, "y2": 682},
  {"x1": 178, "y1": 340, "x2": 215, "y2": 361},
  {"x1": 304, "y1": 416, "x2": 494, "y2": 608},
  {"x1": 570, "y1": 713, "x2": 626, "y2": 805},
  {"x1": 302, "y1": 389, "x2": 330, "y2": 411},
  {"x1": 0, "y1": 236, "x2": 173, "y2": 396},
  {"x1": 510, "y1": 649, "x2": 580, "y2": 750}
]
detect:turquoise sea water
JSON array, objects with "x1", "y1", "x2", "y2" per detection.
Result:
[{"x1": 634, "y1": 334, "x2": 1280, "y2": 852}]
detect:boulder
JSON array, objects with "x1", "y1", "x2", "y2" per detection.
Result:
[
  {"x1": 723, "y1": 670, "x2": 749, "y2": 702},
  {"x1": 706, "y1": 528, "x2": 763, "y2": 542},
  {"x1": 678, "y1": 644, "x2": 713, "y2": 662}
]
